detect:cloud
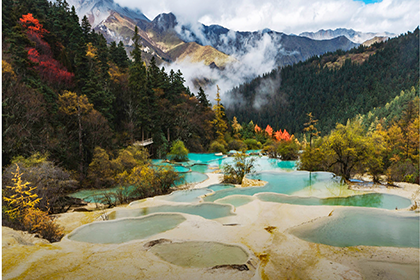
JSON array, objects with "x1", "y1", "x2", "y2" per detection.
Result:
[
  {"x1": 114, "y1": 0, "x2": 419, "y2": 35},
  {"x1": 164, "y1": 31, "x2": 281, "y2": 106},
  {"x1": 112, "y1": 0, "x2": 418, "y2": 108}
]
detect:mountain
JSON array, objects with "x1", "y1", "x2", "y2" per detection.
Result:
[
  {"x1": 67, "y1": 0, "x2": 378, "y2": 94},
  {"x1": 177, "y1": 25, "x2": 359, "y2": 67},
  {"x1": 68, "y1": 0, "x2": 359, "y2": 69},
  {"x1": 166, "y1": 42, "x2": 236, "y2": 68},
  {"x1": 93, "y1": 9, "x2": 234, "y2": 68},
  {"x1": 67, "y1": 0, "x2": 149, "y2": 28},
  {"x1": 299, "y1": 28, "x2": 394, "y2": 44},
  {"x1": 362, "y1": 36, "x2": 389, "y2": 46},
  {"x1": 225, "y1": 28, "x2": 419, "y2": 135}
]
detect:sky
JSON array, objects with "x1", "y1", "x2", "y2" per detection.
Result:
[{"x1": 114, "y1": 0, "x2": 419, "y2": 35}]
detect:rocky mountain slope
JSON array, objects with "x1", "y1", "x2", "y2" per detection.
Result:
[
  {"x1": 67, "y1": 0, "x2": 359, "y2": 69},
  {"x1": 177, "y1": 24, "x2": 358, "y2": 67}
]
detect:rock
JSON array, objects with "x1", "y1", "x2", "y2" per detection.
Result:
[
  {"x1": 143, "y1": 238, "x2": 172, "y2": 249},
  {"x1": 72, "y1": 207, "x2": 91, "y2": 212},
  {"x1": 211, "y1": 264, "x2": 249, "y2": 271}
]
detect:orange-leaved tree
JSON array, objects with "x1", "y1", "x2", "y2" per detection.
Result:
[{"x1": 265, "y1": 125, "x2": 273, "y2": 137}]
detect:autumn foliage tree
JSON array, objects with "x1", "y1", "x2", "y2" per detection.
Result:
[
  {"x1": 265, "y1": 125, "x2": 273, "y2": 137},
  {"x1": 3, "y1": 164, "x2": 64, "y2": 242},
  {"x1": 20, "y1": 13, "x2": 74, "y2": 88}
]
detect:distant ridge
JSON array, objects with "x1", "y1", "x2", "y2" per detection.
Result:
[{"x1": 300, "y1": 28, "x2": 394, "y2": 44}]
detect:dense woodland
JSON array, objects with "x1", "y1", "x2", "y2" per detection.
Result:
[
  {"x1": 226, "y1": 28, "x2": 419, "y2": 136},
  {"x1": 2, "y1": 0, "x2": 217, "y2": 171},
  {"x1": 2, "y1": 0, "x2": 218, "y2": 240}
]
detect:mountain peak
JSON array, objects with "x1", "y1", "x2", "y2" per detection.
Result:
[
  {"x1": 67, "y1": 0, "x2": 149, "y2": 27},
  {"x1": 152, "y1": 13, "x2": 178, "y2": 31}
]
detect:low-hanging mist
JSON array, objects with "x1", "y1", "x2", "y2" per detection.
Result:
[{"x1": 166, "y1": 31, "x2": 281, "y2": 104}]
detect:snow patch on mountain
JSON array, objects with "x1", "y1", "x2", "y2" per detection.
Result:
[{"x1": 67, "y1": 0, "x2": 149, "y2": 27}]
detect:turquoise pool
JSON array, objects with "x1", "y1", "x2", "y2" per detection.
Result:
[
  {"x1": 69, "y1": 172, "x2": 208, "y2": 203},
  {"x1": 203, "y1": 171, "x2": 340, "y2": 202},
  {"x1": 149, "y1": 241, "x2": 249, "y2": 268},
  {"x1": 108, "y1": 203, "x2": 235, "y2": 220},
  {"x1": 68, "y1": 214, "x2": 186, "y2": 244},
  {"x1": 156, "y1": 188, "x2": 213, "y2": 203},
  {"x1": 215, "y1": 195, "x2": 255, "y2": 208},
  {"x1": 290, "y1": 209, "x2": 420, "y2": 248},
  {"x1": 175, "y1": 172, "x2": 208, "y2": 186},
  {"x1": 256, "y1": 192, "x2": 412, "y2": 210}
]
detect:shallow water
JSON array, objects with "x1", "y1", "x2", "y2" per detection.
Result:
[
  {"x1": 68, "y1": 214, "x2": 186, "y2": 244},
  {"x1": 203, "y1": 171, "x2": 341, "y2": 202},
  {"x1": 156, "y1": 188, "x2": 212, "y2": 203},
  {"x1": 189, "y1": 164, "x2": 214, "y2": 173},
  {"x1": 149, "y1": 241, "x2": 249, "y2": 268},
  {"x1": 69, "y1": 172, "x2": 208, "y2": 203},
  {"x1": 68, "y1": 186, "x2": 134, "y2": 203},
  {"x1": 256, "y1": 192, "x2": 412, "y2": 210},
  {"x1": 184, "y1": 153, "x2": 224, "y2": 165},
  {"x1": 208, "y1": 184, "x2": 235, "y2": 191},
  {"x1": 246, "y1": 149, "x2": 261, "y2": 154},
  {"x1": 108, "y1": 203, "x2": 235, "y2": 220},
  {"x1": 175, "y1": 172, "x2": 208, "y2": 186},
  {"x1": 252, "y1": 157, "x2": 296, "y2": 172},
  {"x1": 151, "y1": 162, "x2": 191, "y2": 173},
  {"x1": 215, "y1": 195, "x2": 255, "y2": 208},
  {"x1": 290, "y1": 209, "x2": 420, "y2": 248},
  {"x1": 148, "y1": 184, "x2": 234, "y2": 204}
]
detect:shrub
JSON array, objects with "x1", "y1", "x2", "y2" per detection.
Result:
[
  {"x1": 298, "y1": 146, "x2": 325, "y2": 172},
  {"x1": 243, "y1": 139, "x2": 262, "y2": 150},
  {"x1": 209, "y1": 140, "x2": 227, "y2": 154},
  {"x1": 22, "y1": 208, "x2": 64, "y2": 242},
  {"x1": 127, "y1": 165, "x2": 180, "y2": 199},
  {"x1": 222, "y1": 153, "x2": 256, "y2": 184},
  {"x1": 262, "y1": 139, "x2": 278, "y2": 158},
  {"x1": 277, "y1": 140, "x2": 299, "y2": 160},
  {"x1": 228, "y1": 140, "x2": 247, "y2": 151},
  {"x1": 387, "y1": 160, "x2": 419, "y2": 184},
  {"x1": 168, "y1": 140, "x2": 189, "y2": 162}
]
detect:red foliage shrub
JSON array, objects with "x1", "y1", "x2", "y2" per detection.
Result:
[{"x1": 20, "y1": 13, "x2": 74, "y2": 87}]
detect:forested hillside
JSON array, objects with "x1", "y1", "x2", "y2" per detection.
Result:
[
  {"x1": 225, "y1": 28, "x2": 419, "y2": 136},
  {"x1": 2, "y1": 0, "x2": 215, "y2": 175}
]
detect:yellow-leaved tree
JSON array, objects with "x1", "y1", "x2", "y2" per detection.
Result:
[
  {"x1": 3, "y1": 164, "x2": 63, "y2": 242},
  {"x1": 3, "y1": 164, "x2": 40, "y2": 220},
  {"x1": 231, "y1": 116, "x2": 242, "y2": 139}
]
